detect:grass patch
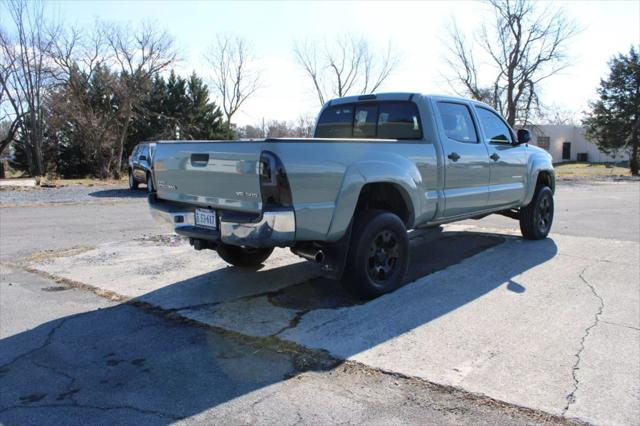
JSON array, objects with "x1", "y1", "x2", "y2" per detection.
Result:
[{"x1": 554, "y1": 162, "x2": 631, "y2": 177}]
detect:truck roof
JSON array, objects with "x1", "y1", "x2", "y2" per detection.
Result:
[{"x1": 326, "y1": 92, "x2": 494, "y2": 110}]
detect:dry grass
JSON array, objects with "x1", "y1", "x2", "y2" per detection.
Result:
[
  {"x1": 52, "y1": 177, "x2": 127, "y2": 186},
  {"x1": 554, "y1": 162, "x2": 631, "y2": 177}
]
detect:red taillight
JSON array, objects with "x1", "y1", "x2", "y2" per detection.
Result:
[{"x1": 259, "y1": 151, "x2": 292, "y2": 208}]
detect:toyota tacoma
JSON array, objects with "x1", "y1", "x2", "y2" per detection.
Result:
[{"x1": 148, "y1": 93, "x2": 555, "y2": 298}]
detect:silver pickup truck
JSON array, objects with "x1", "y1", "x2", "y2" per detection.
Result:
[{"x1": 149, "y1": 93, "x2": 554, "y2": 298}]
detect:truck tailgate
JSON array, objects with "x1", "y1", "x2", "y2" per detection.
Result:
[{"x1": 152, "y1": 141, "x2": 263, "y2": 213}]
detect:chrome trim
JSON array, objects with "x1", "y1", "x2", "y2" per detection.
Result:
[
  {"x1": 148, "y1": 206, "x2": 195, "y2": 232},
  {"x1": 220, "y1": 210, "x2": 295, "y2": 247},
  {"x1": 148, "y1": 194, "x2": 295, "y2": 247}
]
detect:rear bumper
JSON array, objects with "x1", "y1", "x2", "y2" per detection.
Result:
[{"x1": 148, "y1": 194, "x2": 295, "y2": 248}]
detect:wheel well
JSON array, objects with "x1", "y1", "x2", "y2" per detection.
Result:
[
  {"x1": 536, "y1": 171, "x2": 554, "y2": 193},
  {"x1": 355, "y1": 183, "x2": 412, "y2": 227}
]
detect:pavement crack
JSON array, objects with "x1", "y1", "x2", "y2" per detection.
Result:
[
  {"x1": 563, "y1": 265, "x2": 604, "y2": 416},
  {"x1": 0, "y1": 316, "x2": 73, "y2": 371},
  {"x1": 174, "y1": 301, "x2": 221, "y2": 313},
  {"x1": 272, "y1": 309, "x2": 310, "y2": 337}
]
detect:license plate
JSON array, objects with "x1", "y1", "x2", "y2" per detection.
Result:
[{"x1": 194, "y1": 209, "x2": 217, "y2": 229}]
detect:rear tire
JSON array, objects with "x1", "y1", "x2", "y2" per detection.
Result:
[
  {"x1": 519, "y1": 185, "x2": 554, "y2": 240},
  {"x1": 128, "y1": 171, "x2": 138, "y2": 190},
  {"x1": 342, "y1": 210, "x2": 409, "y2": 299},
  {"x1": 216, "y1": 244, "x2": 274, "y2": 267}
]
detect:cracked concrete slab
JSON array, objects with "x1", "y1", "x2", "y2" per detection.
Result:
[
  {"x1": 0, "y1": 266, "x2": 119, "y2": 364},
  {"x1": 1, "y1": 267, "x2": 564, "y2": 426},
  {"x1": 578, "y1": 260, "x2": 640, "y2": 329},
  {"x1": 281, "y1": 233, "x2": 640, "y2": 424},
  {"x1": 30, "y1": 237, "x2": 319, "y2": 309},
  {"x1": 564, "y1": 321, "x2": 640, "y2": 425},
  {"x1": 18, "y1": 215, "x2": 640, "y2": 424},
  {"x1": 179, "y1": 296, "x2": 300, "y2": 337}
]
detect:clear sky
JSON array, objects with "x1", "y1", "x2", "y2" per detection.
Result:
[{"x1": 48, "y1": 0, "x2": 640, "y2": 125}]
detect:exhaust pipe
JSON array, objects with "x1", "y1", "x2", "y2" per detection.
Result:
[
  {"x1": 292, "y1": 247, "x2": 324, "y2": 263},
  {"x1": 189, "y1": 238, "x2": 216, "y2": 251}
]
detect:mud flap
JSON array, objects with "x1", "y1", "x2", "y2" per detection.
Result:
[{"x1": 319, "y1": 220, "x2": 354, "y2": 281}]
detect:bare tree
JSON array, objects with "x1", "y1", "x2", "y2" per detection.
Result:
[
  {"x1": 49, "y1": 23, "x2": 109, "y2": 85},
  {"x1": 206, "y1": 34, "x2": 261, "y2": 135},
  {"x1": 47, "y1": 64, "x2": 124, "y2": 178},
  {"x1": 444, "y1": 0, "x2": 578, "y2": 126},
  {"x1": 294, "y1": 35, "x2": 399, "y2": 106},
  {"x1": 542, "y1": 104, "x2": 577, "y2": 125},
  {"x1": 294, "y1": 114, "x2": 315, "y2": 137},
  {"x1": 0, "y1": 0, "x2": 59, "y2": 175},
  {"x1": 236, "y1": 114, "x2": 315, "y2": 139},
  {"x1": 0, "y1": 35, "x2": 20, "y2": 155},
  {"x1": 46, "y1": 27, "x2": 125, "y2": 178},
  {"x1": 103, "y1": 21, "x2": 177, "y2": 175}
]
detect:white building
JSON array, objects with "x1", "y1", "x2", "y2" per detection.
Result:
[{"x1": 526, "y1": 124, "x2": 628, "y2": 163}]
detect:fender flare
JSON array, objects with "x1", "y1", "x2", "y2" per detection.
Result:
[
  {"x1": 523, "y1": 157, "x2": 555, "y2": 206},
  {"x1": 325, "y1": 155, "x2": 422, "y2": 241}
]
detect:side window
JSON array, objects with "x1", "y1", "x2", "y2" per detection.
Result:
[
  {"x1": 436, "y1": 102, "x2": 478, "y2": 143},
  {"x1": 353, "y1": 105, "x2": 378, "y2": 138},
  {"x1": 476, "y1": 108, "x2": 512, "y2": 143},
  {"x1": 377, "y1": 102, "x2": 422, "y2": 139},
  {"x1": 314, "y1": 105, "x2": 354, "y2": 138}
]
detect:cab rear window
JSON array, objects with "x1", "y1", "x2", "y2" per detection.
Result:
[{"x1": 314, "y1": 101, "x2": 422, "y2": 140}]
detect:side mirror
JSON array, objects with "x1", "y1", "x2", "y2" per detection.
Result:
[
  {"x1": 516, "y1": 129, "x2": 531, "y2": 145},
  {"x1": 139, "y1": 155, "x2": 147, "y2": 162}
]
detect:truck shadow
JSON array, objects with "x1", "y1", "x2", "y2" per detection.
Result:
[
  {"x1": 268, "y1": 229, "x2": 505, "y2": 311},
  {"x1": 0, "y1": 230, "x2": 557, "y2": 423}
]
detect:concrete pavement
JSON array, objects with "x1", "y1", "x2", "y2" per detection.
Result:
[
  {"x1": 22, "y1": 227, "x2": 639, "y2": 425},
  {"x1": 462, "y1": 180, "x2": 640, "y2": 242},
  {"x1": 1, "y1": 180, "x2": 638, "y2": 424},
  {"x1": 0, "y1": 257, "x2": 563, "y2": 426}
]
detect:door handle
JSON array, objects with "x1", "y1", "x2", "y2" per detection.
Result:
[
  {"x1": 447, "y1": 152, "x2": 460, "y2": 162},
  {"x1": 490, "y1": 153, "x2": 500, "y2": 161},
  {"x1": 190, "y1": 153, "x2": 209, "y2": 167}
]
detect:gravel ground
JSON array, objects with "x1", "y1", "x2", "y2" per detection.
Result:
[{"x1": 0, "y1": 184, "x2": 147, "y2": 206}]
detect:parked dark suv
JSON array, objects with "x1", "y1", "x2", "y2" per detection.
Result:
[{"x1": 128, "y1": 142, "x2": 156, "y2": 191}]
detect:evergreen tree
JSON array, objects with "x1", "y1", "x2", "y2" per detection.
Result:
[
  {"x1": 583, "y1": 46, "x2": 640, "y2": 175},
  {"x1": 129, "y1": 74, "x2": 170, "y2": 143},
  {"x1": 184, "y1": 72, "x2": 225, "y2": 139},
  {"x1": 129, "y1": 70, "x2": 225, "y2": 142}
]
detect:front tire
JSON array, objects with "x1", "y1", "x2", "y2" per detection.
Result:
[
  {"x1": 128, "y1": 171, "x2": 138, "y2": 190},
  {"x1": 342, "y1": 210, "x2": 409, "y2": 299},
  {"x1": 519, "y1": 185, "x2": 554, "y2": 240},
  {"x1": 216, "y1": 244, "x2": 274, "y2": 267}
]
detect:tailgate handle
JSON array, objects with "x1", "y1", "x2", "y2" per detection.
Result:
[{"x1": 190, "y1": 153, "x2": 209, "y2": 166}]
